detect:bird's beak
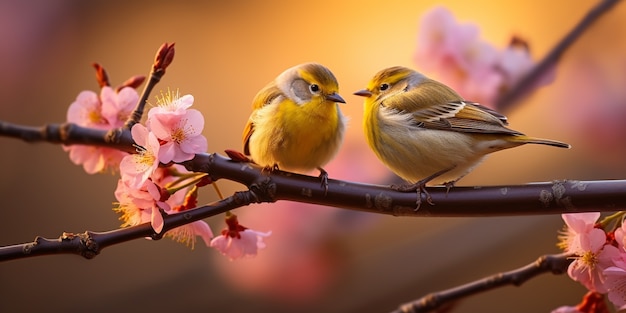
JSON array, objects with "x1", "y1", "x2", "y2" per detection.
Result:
[
  {"x1": 353, "y1": 89, "x2": 372, "y2": 97},
  {"x1": 325, "y1": 92, "x2": 346, "y2": 103}
]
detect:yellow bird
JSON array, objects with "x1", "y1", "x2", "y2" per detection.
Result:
[
  {"x1": 355, "y1": 66, "x2": 570, "y2": 205},
  {"x1": 243, "y1": 63, "x2": 347, "y2": 190}
]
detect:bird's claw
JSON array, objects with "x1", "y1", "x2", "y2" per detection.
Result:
[
  {"x1": 443, "y1": 181, "x2": 456, "y2": 195},
  {"x1": 392, "y1": 180, "x2": 432, "y2": 211},
  {"x1": 261, "y1": 163, "x2": 280, "y2": 174},
  {"x1": 318, "y1": 167, "x2": 329, "y2": 196}
]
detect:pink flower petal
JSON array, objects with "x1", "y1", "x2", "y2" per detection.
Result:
[
  {"x1": 183, "y1": 109, "x2": 205, "y2": 135},
  {"x1": 131, "y1": 123, "x2": 149, "y2": 147},
  {"x1": 604, "y1": 266, "x2": 626, "y2": 309},
  {"x1": 562, "y1": 213, "x2": 601, "y2": 233},
  {"x1": 179, "y1": 135, "x2": 207, "y2": 156},
  {"x1": 151, "y1": 206, "x2": 164, "y2": 234},
  {"x1": 193, "y1": 221, "x2": 214, "y2": 247},
  {"x1": 67, "y1": 90, "x2": 100, "y2": 125},
  {"x1": 579, "y1": 228, "x2": 608, "y2": 252}
]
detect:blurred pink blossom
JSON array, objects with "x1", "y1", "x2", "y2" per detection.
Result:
[
  {"x1": 556, "y1": 60, "x2": 626, "y2": 165},
  {"x1": 211, "y1": 213, "x2": 271, "y2": 261},
  {"x1": 552, "y1": 291, "x2": 609, "y2": 313},
  {"x1": 414, "y1": 6, "x2": 553, "y2": 106}
]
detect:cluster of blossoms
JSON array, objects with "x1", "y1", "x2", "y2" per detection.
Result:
[
  {"x1": 64, "y1": 70, "x2": 270, "y2": 259},
  {"x1": 553, "y1": 212, "x2": 626, "y2": 312},
  {"x1": 414, "y1": 6, "x2": 554, "y2": 107}
]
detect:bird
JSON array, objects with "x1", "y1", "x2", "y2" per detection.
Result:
[
  {"x1": 242, "y1": 63, "x2": 347, "y2": 192},
  {"x1": 354, "y1": 66, "x2": 570, "y2": 207}
]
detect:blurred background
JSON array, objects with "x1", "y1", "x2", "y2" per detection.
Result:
[{"x1": 1, "y1": 0, "x2": 625, "y2": 312}]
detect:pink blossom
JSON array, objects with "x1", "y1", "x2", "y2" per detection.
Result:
[
  {"x1": 116, "y1": 163, "x2": 213, "y2": 244},
  {"x1": 163, "y1": 177, "x2": 214, "y2": 249},
  {"x1": 63, "y1": 145, "x2": 127, "y2": 174},
  {"x1": 113, "y1": 178, "x2": 164, "y2": 233},
  {"x1": 148, "y1": 91, "x2": 194, "y2": 117},
  {"x1": 64, "y1": 87, "x2": 138, "y2": 173},
  {"x1": 100, "y1": 86, "x2": 138, "y2": 127},
  {"x1": 415, "y1": 6, "x2": 498, "y2": 104},
  {"x1": 114, "y1": 165, "x2": 196, "y2": 234},
  {"x1": 119, "y1": 123, "x2": 161, "y2": 188},
  {"x1": 556, "y1": 61, "x2": 626, "y2": 165},
  {"x1": 211, "y1": 229, "x2": 271, "y2": 261},
  {"x1": 66, "y1": 90, "x2": 107, "y2": 128},
  {"x1": 166, "y1": 221, "x2": 213, "y2": 249},
  {"x1": 414, "y1": 6, "x2": 551, "y2": 106},
  {"x1": 148, "y1": 108, "x2": 207, "y2": 163},
  {"x1": 211, "y1": 214, "x2": 271, "y2": 261},
  {"x1": 560, "y1": 213, "x2": 620, "y2": 293},
  {"x1": 567, "y1": 232, "x2": 619, "y2": 293},
  {"x1": 560, "y1": 213, "x2": 602, "y2": 252},
  {"x1": 497, "y1": 44, "x2": 553, "y2": 88},
  {"x1": 146, "y1": 92, "x2": 206, "y2": 163},
  {"x1": 604, "y1": 265, "x2": 626, "y2": 310},
  {"x1": 614, "y1": 222, "x2": 626, "y2": 251}
]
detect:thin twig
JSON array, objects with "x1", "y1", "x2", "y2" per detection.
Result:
[
  {"x1": 123, "y1": 42, "x2": 175, "y2": 129},
  {"x1": 393, "y1": 253, "x2": 572, "y2": 313},
  {"x1": 496, "y1": 0, "x2": 621, "y2": 111},
  {"x1": 0, "y1": 191, "x2": 249, "y2": 262}
]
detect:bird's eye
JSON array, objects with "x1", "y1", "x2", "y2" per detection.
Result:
[
  {"x1": 379, "y1": 83, "x2": 390, "y2": 91},
  {"x1": 309, "y1": 84, "x2": 320, "y2": 93}
]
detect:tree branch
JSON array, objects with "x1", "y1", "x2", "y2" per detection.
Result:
[
  {"x1": 188, "y1": 153, "x2": 626, "y2": 217},
  {"x1": 1, "y1": 136, "x2": 623, "y2": 262},
  {"x1": 2, "y1": 120, "x2": 625, "y2": 217},
  {"x1": 393, "y1": 253, "x2": 572, "y2": 313},
  {"x1": 495, "y1": 0, "x2": 621, "y2": 111},
  {"x1": 0, "y1": 190, "x2": 250, "y2": 262}
]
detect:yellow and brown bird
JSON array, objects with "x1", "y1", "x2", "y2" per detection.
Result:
[
  {"x1": 243, "y1": 63, "x2": 347, "y2": 190},
  {"x1": 355, "y1": 66, "x2": 569, "y2": 205}
]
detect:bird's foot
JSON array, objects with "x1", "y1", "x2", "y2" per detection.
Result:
[
  {"x1": 392, "y1": 180, "x2": 433, "y2": 211},
  {"x1": 391, "y1": 167, "x2": 456, "y2": 210},
  {"x1": 261, "y1": 163, "x2": 280, "y2": 174},
  {"x1": 443, "y1": 180, "x2": 456, "y2": 195},
  {"x1": 318, "y1": 167, "x2": 329, "y2": 196}
]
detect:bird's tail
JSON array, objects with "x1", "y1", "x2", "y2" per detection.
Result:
[{"x1": 512, "y1": 135, "x2": 571, "y2": 149}]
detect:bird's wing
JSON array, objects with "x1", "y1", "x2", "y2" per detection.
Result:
[
  {"x1": 382, "y1": 81, "x2": 519, "y2": 136},
  {"x1": 242, "y1": 84, "x2": 283, "y2": 155},
  {"x1": 416, "y1": 101, "x2": 523, "y2": 135}
]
